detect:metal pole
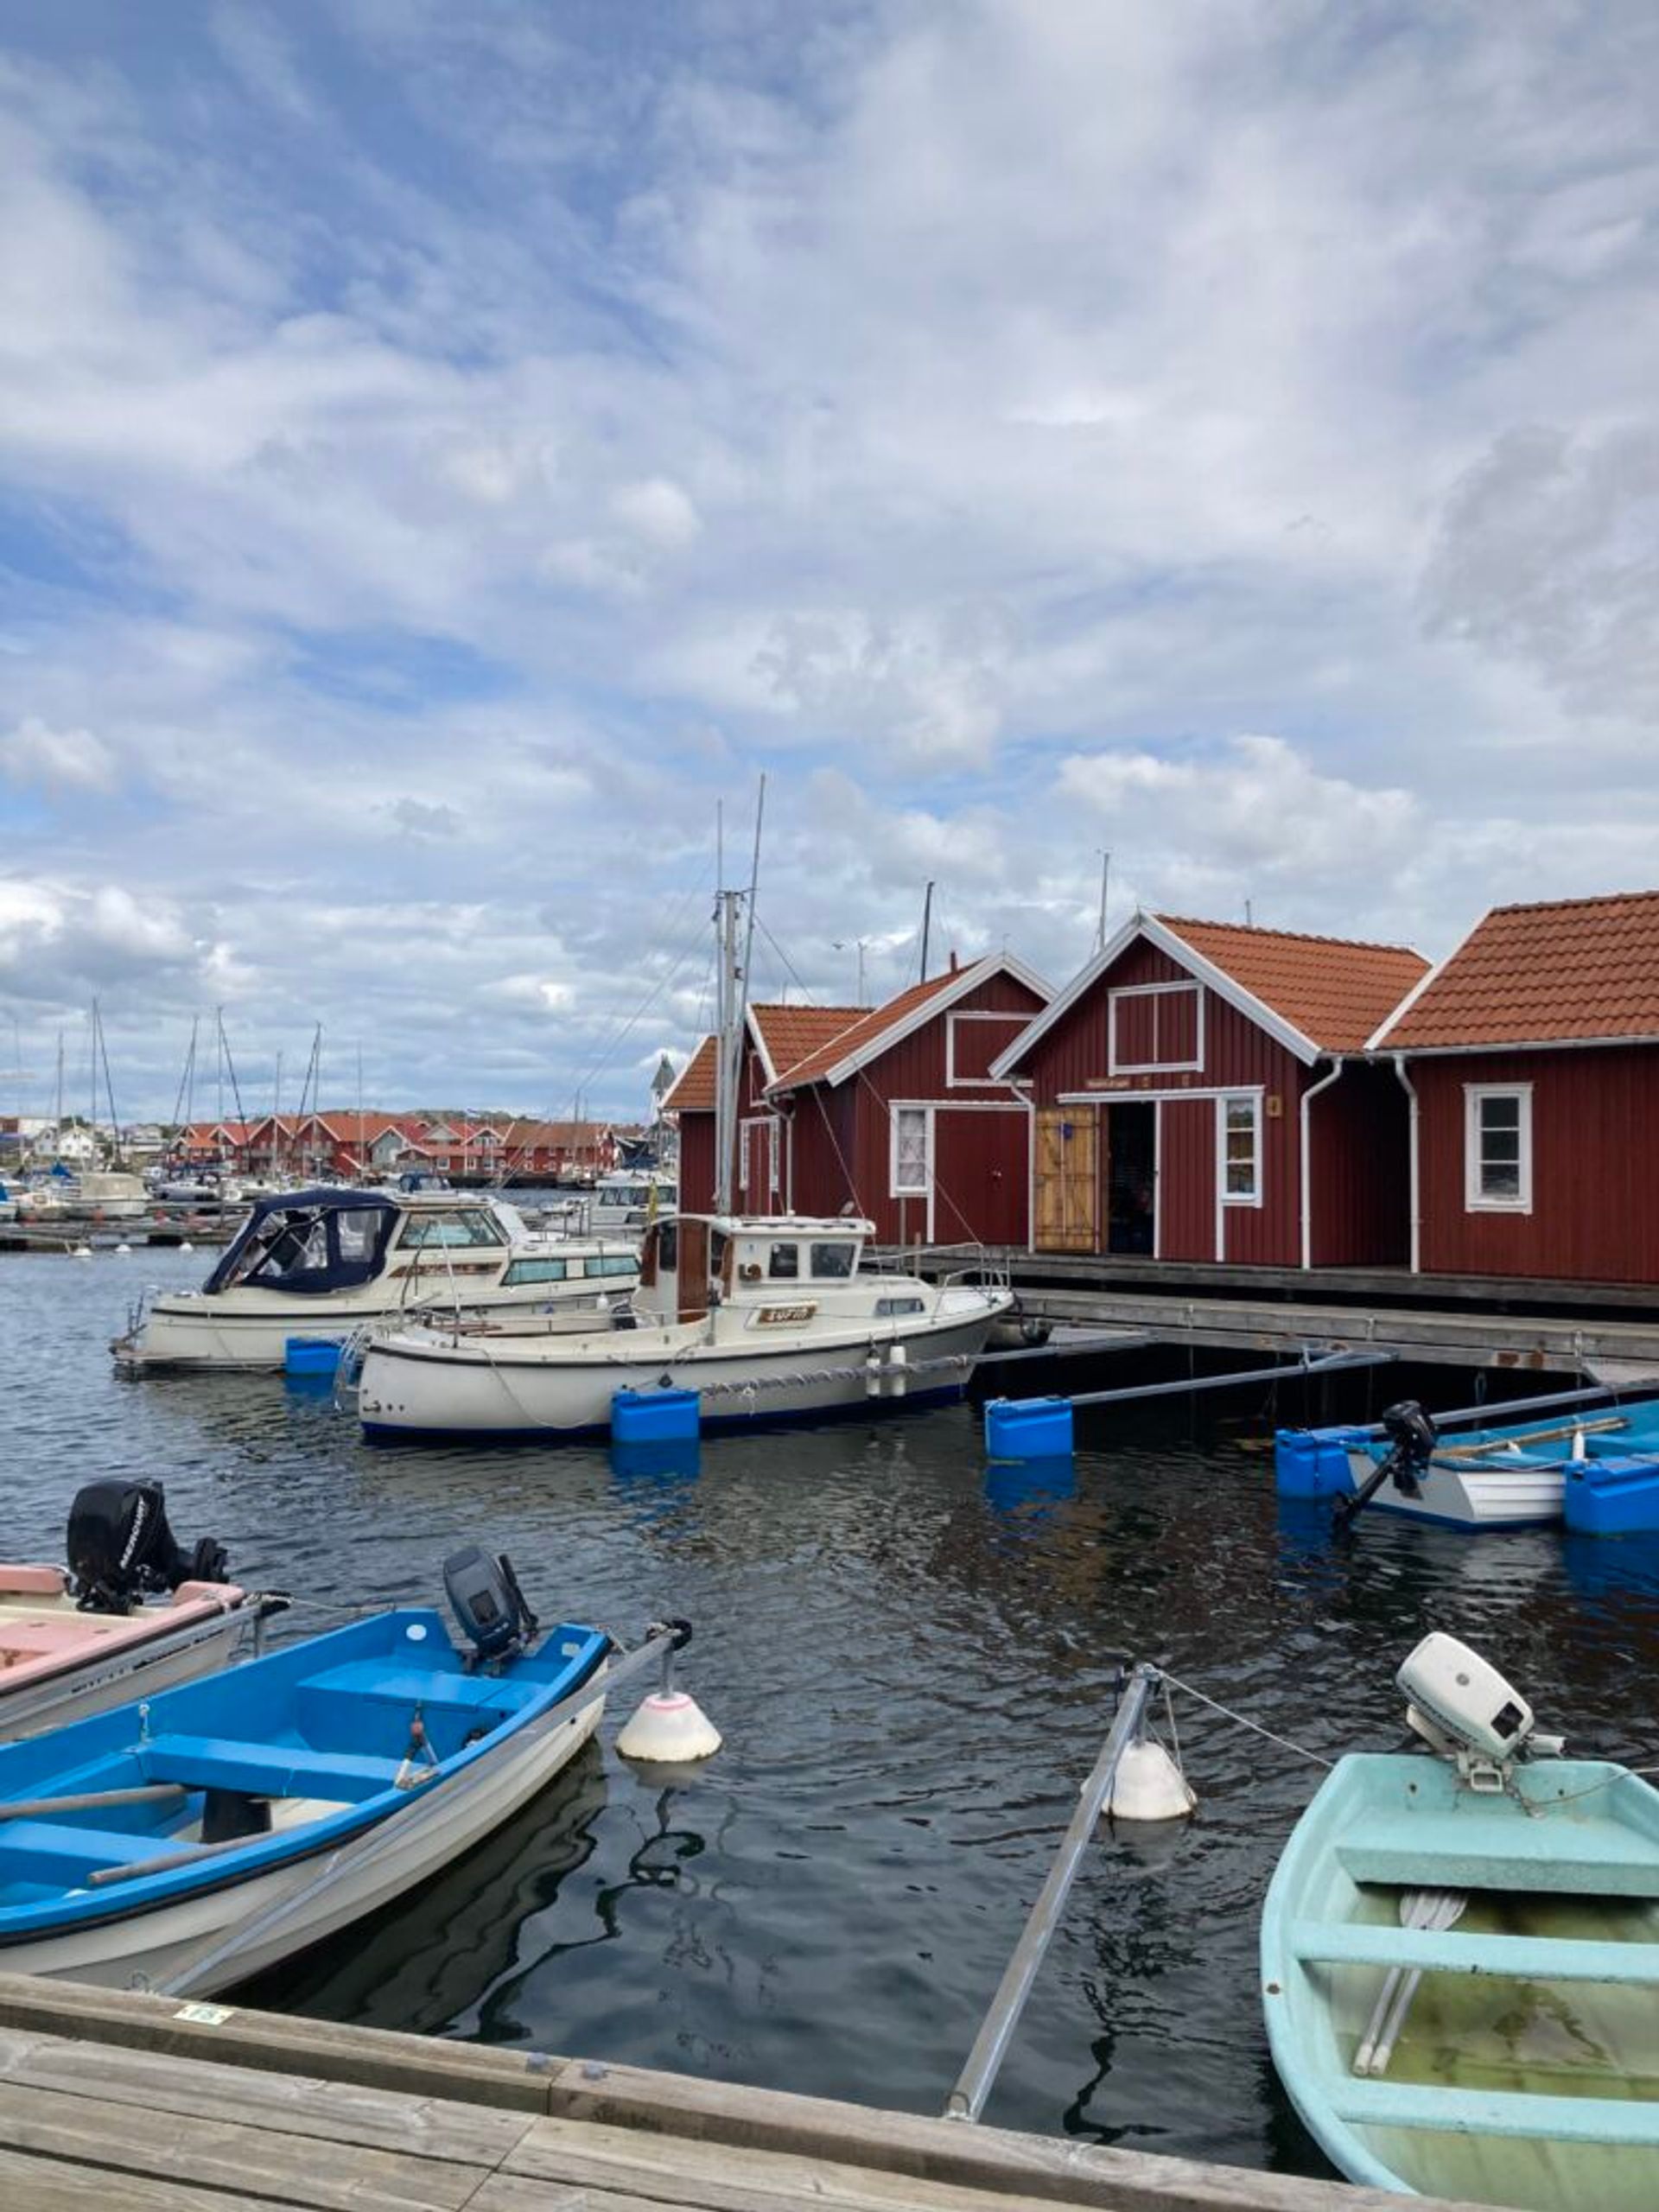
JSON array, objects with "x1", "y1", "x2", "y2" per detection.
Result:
[
  {"x1": 944, "y1": 1662, "x2": 1156, "y2": 2125},
  {"x1": 1058, "y1": 1345, "x2": 1394, "y2": 1412}
]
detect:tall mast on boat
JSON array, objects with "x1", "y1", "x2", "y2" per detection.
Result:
[{"x1": 712, "y1": 778, "x2": 766, "y2": 1216}]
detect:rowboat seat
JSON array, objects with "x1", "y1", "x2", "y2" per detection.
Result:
[
  {"x1": 297, "y1": 1660, "x2": 542, "y2": 1711},
  {"x1": 1290, "y1": 1920, "x2": 1659, "y2": 1983},
  {"x1": 138, "y1": 1732, "x2": 404, "y2": 1802},
  {"x1": 1338, "y1": 1812, "x2": 1659, "y2": 1896},
  {"x1": 0, "y1": 1819, "x2": 181, "y2": 1886},
  {"x1": 1330, "y1": 2075, "x2": 1659, "y2": 2147}
]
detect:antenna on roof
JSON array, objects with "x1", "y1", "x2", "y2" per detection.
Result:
[
  {"x1": 1096, "y1": 852, "x2": 1111, "y2": 952},
  {"x1": 1245, "y1": 898, "x2": 1254, "y2": 927},
  {"x1": 919, "y1": 880, "x2": 935, "y2": 982}
]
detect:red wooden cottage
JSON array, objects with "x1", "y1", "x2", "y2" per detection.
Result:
[
  {"x1": 992, "y1": 912, "x2": 1428, "y2": 1267},
  {"x1": 664, "y1": 952, "x2": 1051, "y2": 1244},
  {"x1": 1370, "y1": 889, "x2": 1659, "y2": 1282}
]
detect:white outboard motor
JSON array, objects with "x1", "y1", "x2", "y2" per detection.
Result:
[
  {"x1": 442, "y1": 1546, "x2": 539, "y2": 1669},
  {"x1": 1396, "y1": 1631, "x2": 1562, "y2": 1788}
]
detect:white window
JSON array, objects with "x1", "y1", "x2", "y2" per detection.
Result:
[
  {"x1": 738, "y1": 1116, "x2": 779, "y2": 1195},
  {"x1": 1465, "y1": 1085, "x2": 1532, "y2": 1211},
  {"x1": 1220, "y1": 1094, "x2": 1262, "y2": 1205},
  {"x1": 892, "y1": 1106, "x2": 931, "y2": 1195},
  {"x1": 1108, "y1": 982, "x2": 1203, "y2": 1075}
]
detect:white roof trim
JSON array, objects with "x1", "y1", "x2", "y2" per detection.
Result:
[
  {"x1": 1366, "y1": 913, "x2": 1483, "y2": 1051},
  {"x1": 769, "y1": 952, "x2": 1052, "y2": 1095},
  {"x1": 988, "y1": 911, "x2": 1325, "y2": 1074}
]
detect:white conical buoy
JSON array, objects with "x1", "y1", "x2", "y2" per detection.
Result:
[
  {"x1": 114, "y1": 1242, "x2": 132, "y2": 1255},
  {"x1": 1108, "y1": 1737, "x2": 1197, "y2": 1822},
  {"x1": 179, "y1": 1239, "x2": 194, "y2": 1254},
  {"x1": 617, "y1": 1689, "x2": 722, "y2": 1763},
  {"x1": 72, "y1": 1243, "x2": 93, "y2": 1261}
]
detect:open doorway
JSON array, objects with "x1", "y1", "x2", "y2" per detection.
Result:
[{"x1": 1105, "y1": 1102, "x2": 1156, "y2": 1255}]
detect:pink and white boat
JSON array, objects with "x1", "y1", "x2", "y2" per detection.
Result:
[{"x1": 0, "y1": 1484, "x2": 283, "y2": 1740}]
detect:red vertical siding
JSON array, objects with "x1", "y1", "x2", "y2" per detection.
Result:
[
  {"x1": 1415, "y1": 1046, "x2": 1659, "y2": 1281},
  {"x1": 1310, "y1": 1061, "x2": 1411, "y2": 1267},
  {"x1": 677, "y1": 1116, "x2": 715, "y2": 1211},
  {"x1": 1159, "y1": 1098, "x2": 1215, "y2": 1260}
]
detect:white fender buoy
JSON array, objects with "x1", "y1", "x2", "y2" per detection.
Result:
[
  {"x1": 72, "y1": 1243, "x2": 93, "y2": 1261},
  {"x1": 1108, "y1": 1737, "x2": 1197, "y2": 1822},
  {"x1": 179, "y1": 1239, "x2": 194, "y2": 1254},
  {"x1": 617, "y1": 1689, "x2": 722, "y2": 1764},
  {"x1": 114, "y1": 1242, "x2": 132, "y2": 1256}
]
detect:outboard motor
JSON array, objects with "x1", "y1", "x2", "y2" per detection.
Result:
[
  {"x1": 443, "y1": 1545, "x2": 540, "y2": 1669},
  {"x1": 1333, "y1": 1400, "x2": 1438, "y2": 1530},
  {"x1": 66, "y1": 1480, "x2": 232, "y2": 1615}
]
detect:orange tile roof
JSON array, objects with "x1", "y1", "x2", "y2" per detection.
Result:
[
  {"x1": 1158, "y1": 916, "x2": 1429, "y2": 1053},
  {"x1": 662, "y1": 1035, "x2": 718, "y2": 1113},
  {"x1": 771, "y1": 972, "x2": 963, "y2": 1089},
  {"x1": 754, "y1": 1003, "x2": 865, "y2": 1081},
  {"x1": 1378, "y1": 890, "x2": 1659, "y2": 1050}
]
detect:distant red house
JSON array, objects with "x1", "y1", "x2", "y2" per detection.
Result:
[
  {"x1": 665, "y1": 952, "x2": 1051, "y2": 1244},
  {"x1": 1371, "y1": 889, "x2": 1659, "y2": 1282},
  {"x1": 994, "y1": 913, "x2": 1428, "y2": 1267}
]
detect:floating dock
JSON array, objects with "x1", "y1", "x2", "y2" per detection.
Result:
[{"x1": 0, "y1": 1971, "x2": 1471, "y2": 2212}]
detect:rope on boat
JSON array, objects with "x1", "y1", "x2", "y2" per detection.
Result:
[{"x1": 1156, "y1": 1668, "x2": 1334, "y2": 1770}]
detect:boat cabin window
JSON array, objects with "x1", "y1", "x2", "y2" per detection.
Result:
[
  {"x1": 874, "y1": 1295, "x2": 925, "y2": 1317},
  {"x1": 767, "y1": 1241, "x2": 800, "y2": 1279},
  {"x1": 502, "y1": 1256, "x2": 569, "y2": 1286},
  {"x1": 809, "y1": 1242, "x2": 855, "y2": 1279},
  {"x1": 397, "y1": 1209, "x2": 508, "y2": 1250},
  {"x1": 584, "y1": 1253, "x2": 641, "y2": 1279}
]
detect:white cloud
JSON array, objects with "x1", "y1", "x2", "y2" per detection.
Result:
[
  {"x1": 611, "y1": 476, "x2": 702, "y2": 549},
  {"x1": 4, "y1": 716, "x2": 120, "y2": 793}
]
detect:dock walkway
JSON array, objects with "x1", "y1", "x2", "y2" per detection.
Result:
[{"x1": 0, "y1": 1972, "x2": 1470, "y2": 2212}]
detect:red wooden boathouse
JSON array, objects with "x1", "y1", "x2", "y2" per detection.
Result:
[
  {"x1": 1370, "y1": 889, "x2": 1659, "y2": 1282},
  {"x1": 992, "y1": 913, "x2": 1428, "y2": 1267},
  {"x1": 665, "y1": 953, "x2": 1051, "y2": 1245}
]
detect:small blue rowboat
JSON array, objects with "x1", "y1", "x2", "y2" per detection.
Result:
[
  {"x1": 0, "y1": 1548, "x2": 630, "y2": 1997},
  {"x1": 1262, "y1": 1633, "x2": 1659, "y2": 2208}
]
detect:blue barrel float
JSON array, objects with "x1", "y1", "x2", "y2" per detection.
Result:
[
  {"x1": 283, "y1": 1337, "x2": 344, "y2": 1378},
  {"x1": 985, "y1": 1395, "x2": 1075, "y2": 1460},
  {"x1": 612, "y1": 1386, "x2": 701, "y2": 1445}
]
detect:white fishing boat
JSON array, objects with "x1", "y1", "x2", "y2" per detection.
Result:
[
  {"x1": 358, "y1": 1209, "x2": 1010, "y2": 1442},
  {"x1": 1324, "y1": 1401, "x2": 1643, "y2": 1532},
  {"x1": 0, "y1": 1482, "x2": 283, "y2": 1740},
  {"x1": 112, "y1": 1185, "x2": 639, "y2": 1373}
]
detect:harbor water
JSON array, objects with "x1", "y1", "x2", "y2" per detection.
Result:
[{"x1": 8, "y1": 1244, "x2": 1658, "y2": 2177}]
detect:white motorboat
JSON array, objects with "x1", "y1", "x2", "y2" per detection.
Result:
[
  {"x1": 27, "y1": 1169, "x2": 152, "y2": 1222},
  {"x1": 357, "y1": 1209, "x2": 1012, "y2": 1441},
  {"x1": 112, "y1": 1185, "x2": 640, "y2": 1373}
]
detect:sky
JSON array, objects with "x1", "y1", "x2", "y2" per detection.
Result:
[{"x1": 2, "y1": 2, "x2": 1656, "y2": 1126}]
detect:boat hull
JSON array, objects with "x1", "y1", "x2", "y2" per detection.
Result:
[
  {"x1": 1339, "y1": 1444, "x2": 1566, "y2": 1529},
  {"x1": 1262, "y1": 1751, "x2": 1659, "y2": 2209},
  {"x1": 0, "y1": 1694, "x2": 602, "y2": 1993},
  {"x1": 0, "y1": 1600, "x2": 269, "y2": 1741},
  {"x1": 358, "y1": 1303, "x2": 1003, "y2": 1442}
]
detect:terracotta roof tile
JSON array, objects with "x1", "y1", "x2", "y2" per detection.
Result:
[
  {"x1": 771, "y1": 972, "x2": 963, "y2": 1089},
  {"x1": 1380, "y1": 890, "x2": 1659, "y2": 1050},
  {"x1": 663, "y1": 1005, "x2": 866, "y2": 1114},
  {"x1": 1157, "y1": 915, "x2": 1429, "y2": 1053},
  {"x1": 662, "y1": 1035, "x2": 718, "y2": 1113}
]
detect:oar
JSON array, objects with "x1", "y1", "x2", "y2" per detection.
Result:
[{"x1": 1353, "y1": 1888, "x2": 1466, "y2": 2075}]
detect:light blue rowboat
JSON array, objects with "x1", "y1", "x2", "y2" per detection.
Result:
[
  {"x1": 1262, "y1": 1749, "x2": 1659, "y2": 2208},
  {"x1": 0, "y1": 1577, "x2": 614, "y2": 1996}
]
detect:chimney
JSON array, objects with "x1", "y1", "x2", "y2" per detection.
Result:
[{"x1": 949, "y1": 949, "x2": 959, "y2": 973}]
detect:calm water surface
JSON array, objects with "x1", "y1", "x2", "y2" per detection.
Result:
[{"x1": 8, "y1": 1245, "x2": 1659, "y2": 2173}]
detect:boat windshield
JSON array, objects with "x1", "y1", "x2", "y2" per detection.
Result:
[
  {"x1": 397, "y1": 1209, "x2": 509, "y2": 1250},
  {"x1": 204, "y1": 1198, "x2": 398, "y2": 1295}
]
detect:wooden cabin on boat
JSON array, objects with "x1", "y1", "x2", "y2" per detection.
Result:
[
  {"x1": 1370, "y1": 889, "x2": 1659, "y2": 1282},
  {"x1": 991, "y1": 913, "x2": 1428, "y2": 1268},
  {"x1": 664, "y1": 953, "x2": 1051, "y2": 1246}
]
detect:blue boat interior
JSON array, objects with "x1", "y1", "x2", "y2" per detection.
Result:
[{"x1": 0, "y1": 1609, "x2": 607, "y2": 1924}]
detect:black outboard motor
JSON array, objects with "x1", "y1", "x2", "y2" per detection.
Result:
[
  {"x1": 1334, "y1": 1400, "x2": 1439, "y2": 1531},
  {"x1": 66, "y1": 1480, "x2": 232, "y2": 1615},
  {"x1": 443, "y1": 1545, "x2": 540, "y2": 1670}
]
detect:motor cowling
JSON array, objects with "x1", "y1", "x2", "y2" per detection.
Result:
[
  {"x1": 1379, "y1": 1400, "x2": 1438, "y2": 1495},
  {"x1": 67, "y1": 1480, "x2": 231, "y2": 1615},
  {"x1": 443, "y1": 1545, "x2": 539, "y2": 1669}
]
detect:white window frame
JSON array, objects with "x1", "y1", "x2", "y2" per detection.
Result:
[
  {"x1": 890, "y1": 1104, "x2": 931, "y2": 1197},
  {"x1": 1217, "y1": 1092, "x2": 1263, "y2": 1208},
  {"x1": 945, "y1": 1010, "x2": 1027, "y2": 1089},
  {"x1": 1465, "y1": 1084, "x2": 1533, "y2": 1213},
  {"x1": 1108, "y1": 982, "x2": 1204, "y2": 1076},
  {"x1": 737, "y1": 1114, "x2": 779, "y2": 1195}
]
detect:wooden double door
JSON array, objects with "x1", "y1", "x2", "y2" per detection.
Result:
[{"x1": 1033, "y1": 1103, "x2": 1157, "y2": 1255}]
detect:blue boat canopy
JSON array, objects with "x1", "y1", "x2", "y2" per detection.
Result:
[{"x1": 204, "y1": 1187, "x2": 401, "y2": 1296}]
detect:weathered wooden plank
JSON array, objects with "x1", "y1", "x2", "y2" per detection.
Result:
[
  {"x1": 0, "y1": 2141, "x2": 315, "y2": 2211},
  {"x1": 0, "y1": 1974, "x2": 560, "y2": 2113},
  {"x1": 0, "y1": 2075, "x2": 490, "y2": 2211},
  {"x1": 0, "y1": 2024, "x2": 531, "y2": 2168}
]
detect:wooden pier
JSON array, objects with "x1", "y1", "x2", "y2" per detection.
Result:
[
  {"x1": 0, "y1": 1972, "x2": 1476, "y2": 2212},
  {"x1": 902, "y1": 1249, "x2": 1659, "y2": 1382}
]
